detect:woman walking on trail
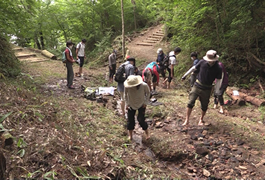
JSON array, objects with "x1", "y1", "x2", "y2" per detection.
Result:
[
  {"x1": 213, "y1": 61, "x2": 229, "y2": 114},
  {"x1": 124, "y1": 75, "x2": 150, "y2": 140},
  {"x1": 65, "y1": 41, "x2": 77, "y2": 89}
]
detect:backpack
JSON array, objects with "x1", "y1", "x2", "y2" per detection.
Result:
[
  {"x1": 114, "y1": 64, "x2": 127, "y2": 83},
  {"x1": 161, "y1": 54, "x2": 175, "y2": 67},
  {"x1": 62, "y1": 50, "x2": 66, "y2": 63}
]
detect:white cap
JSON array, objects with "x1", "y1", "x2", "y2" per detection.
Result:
[{"x1": 157, "y1": 48, "x2": 163, "y2": 54}]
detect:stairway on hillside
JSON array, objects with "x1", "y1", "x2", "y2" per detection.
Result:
[
  {"x1": 13, "y1": 46, "x2": 49, "y2": 63},
  {"x1": 136, "y1": 27, "x2": 164, "y2": 46}
]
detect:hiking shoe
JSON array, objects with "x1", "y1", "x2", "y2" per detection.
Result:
[{"x1": 152, "y1": 90, "x2": 158, "y2": 95}]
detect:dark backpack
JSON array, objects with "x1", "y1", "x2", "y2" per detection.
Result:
[
  {"x1": 114, "y1": 64, "x2": 127, "y2": 83},
  {"x1": 161, "y1": 54, "x2": 175, "y2": 67}
]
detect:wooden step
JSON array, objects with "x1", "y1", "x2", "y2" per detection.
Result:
[
  {"x1": 153, "y1": 33, "x2": 164, "y2": 36},
  {"x1": 146, "y1": 38, "x2": 160, "y2": 41},
  {"x1": 136, "y1": 43, "x2": 153, "y2": 46},
  {"x1": 13, "y1": 48, "x2": 23, "y2": 51},
  {"x1": 20, "y1": 58, "x2": 48, "y2": 63},
  {"x1": 16, "y1": 53, "x2": 37, "y2": 59},
  {"x1": 149, "y1": 34, "x2": 163, "y2": 38},
  {"x1": 143, "y1": 40, "x2": 157, "y2": 43}
]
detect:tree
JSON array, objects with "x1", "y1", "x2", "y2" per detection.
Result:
[{"x1": 121, "y1": 0, "x2": 125, "y2": 58}]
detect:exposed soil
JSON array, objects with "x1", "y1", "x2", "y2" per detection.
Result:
[{"x1": 1, "y1": 25, "x2": 265, "y2": 179}]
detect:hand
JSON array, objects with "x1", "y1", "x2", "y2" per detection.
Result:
[
  {"x1": 142, "y1": 104, "x2": 147, "y2": 108},
  {"x1": 181, "y1": 77, "x2": 186, "y2": 81}
]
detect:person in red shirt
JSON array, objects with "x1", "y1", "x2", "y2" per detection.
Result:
[
  {"x1": 65, "y1": 41, "x2": 76, "y2": 89},
  {"x1": 142, "y1": 62, "x2": 160, "y2": 94}
]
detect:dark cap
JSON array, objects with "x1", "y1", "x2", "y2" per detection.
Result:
[
  {"x1": 127, "y1": 57, "x2": 135, "y2": 62},
  {"x1": 82, "y1": 39, "x2": 87, "y2": 43},
  {"x1": 66, "y1": 41, "x2": 73, "y2": 47}
]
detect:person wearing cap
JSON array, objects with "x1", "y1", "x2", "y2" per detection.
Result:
[
  {"x1": 76, "y1": 39, "x2": 86, "y2": 77},
  {"x1": 190, "y1": 52, "x2": 200, "y2": 87},
  {"x1": 167, "y1": 47, "x2": 181, "y2": 89},
  {"x1": 108, "y1": 50, "x2": 117, "y2": 83},
  {"x1": 117, "y1": 57, "x2": 136, "y2": 117},
  {"x1": 124, "y1": 75, "x2": 151, "y2": 140},
  {"x1": 65, "y1": 41, "x2": 76, "y2": 89},
  {"x1": 213, "y1": 61, "x2": 229, "y2": 114},
  {"x1": 142, "y1": 62, "x2": 160, "y2": 94},
  {"x1": 156, "y1": 48, "x2": 166, "y2": 79},
  {"x1": 181, "y1": 50, "x2": 222, "y2": 126}
]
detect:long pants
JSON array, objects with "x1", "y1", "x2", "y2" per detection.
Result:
[
  {"x1": 127, "y1": 106, "x2": 148, "y2": 131},
  {"x1": 66, "y1": 61, "x2": 74, "y2": 87},
  {"x1": 214, "y1": 84, "x2": 228, "y2": 106}
]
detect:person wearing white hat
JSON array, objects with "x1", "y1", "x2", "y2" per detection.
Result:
[
  {"x1": 124, "y1": 75, "x2": 150, "y2": 140},
  {"x1": 181, "y1": 50, "x2": 222, "y2": 126},
  {"x1": 156, "y1": 48, "x2": 166, "y2": 80}
]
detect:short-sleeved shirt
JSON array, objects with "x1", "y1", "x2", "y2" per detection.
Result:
[
  {"x1": 77, "y1": 42, "x2": 85, "y2": 57},
  {"x1": 65, "y1": 48, "x2": 74, "y2": 63},
  {"x1": 169, "y1": 51, "x2": 177, "y2": 65},
  {"x1": 117, "y1": 61, "x2": 135, "y2": 92},
  {"x1": 194, "y1": 60, "x2": 222, "y2": 89}
]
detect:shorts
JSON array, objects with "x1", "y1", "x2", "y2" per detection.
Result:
[
  {"x1": 187, "y1": 85, "x2": 212, "y2": 111},
  {"x1": 78, "y1": 56, "x2": 85, "y2": 67},
  {"x1": 119, "y1": 91, "x2": 125, "y2": 101}
]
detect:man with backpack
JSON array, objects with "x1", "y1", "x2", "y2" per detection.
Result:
[
  {"x1": 75, "y1": 39, "x2": 86, "y2": 77},
  {"x1": 142, "y1": 62, "x2": 160, "y2": 94},
  {"x1": 166, "y1": 47, "x2": 182, "y2": 89},
  {"x1": 65, "y1": 41, "x2": 77, "y2": 89},
  {"x1": 181, "y1": 50, "x2": 222, "y2": 126},
  {"x1": 116, "y1": 57, "x2": 136, "y2": 118}
]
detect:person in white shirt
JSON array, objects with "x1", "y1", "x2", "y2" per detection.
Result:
[
  {"x1": 166, "y1": 47, "x2": 181, "y2": 89},
  {"x1": 124, "y1": 75, "x2": 150, "y2": 140},
  {"x1": 76, "y1": 39, "x2": 86, "y2": 77}
]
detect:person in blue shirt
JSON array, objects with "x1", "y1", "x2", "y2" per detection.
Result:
[{"x1": 190, "y1": 52, "x2": 200, "y2": 87}]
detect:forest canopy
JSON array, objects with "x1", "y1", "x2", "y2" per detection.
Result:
[{"x1": 1, "y1": 0, "x2": 265, "y2": 77}]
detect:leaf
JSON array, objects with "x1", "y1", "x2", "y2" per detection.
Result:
[
  {"x1": 43, "y1": 171, "x2": 57, "y2": 180},
  {"x1": 17, "y1": 149, "x2": 25, "y2": 157},
  {"x1": 0, "y1": 111, "x2": 13, "y2": 123}
]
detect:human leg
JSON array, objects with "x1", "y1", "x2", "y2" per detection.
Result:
[
  {"x1": 127, "y1": 107, "x2": 136, "y2": 140},
  {"x1": 78, "y1": 56, "x2": 84, "y2": 75},
  {"x1": 167, "y1": 67, "x2": 172, "y2": 89},
  {"x1": 182, "y1": 86, "x2": 199, "y2": 126},
  {"x1": 218, "y1": 84, "x2": 228, "y2": 114},
  {"x1": 66, "y1": 61, "x2": 74, "y2": 87},
  {"x1": 137, "y1": 106, "x2": 149, "y2": 139},
  {"x1": 199, "y1": 88, "x2": 212, "y2": 125},
  {"x1": 120, "y1": 91, "x2": 126, "y2": 116}
]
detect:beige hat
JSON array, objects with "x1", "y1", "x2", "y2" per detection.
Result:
[
  {"x1": 203, "y1": 50, "x2": 219, "y2": 61},
  {"x1": 124, "y1": 75, "x2": 143, "y2": 88}
]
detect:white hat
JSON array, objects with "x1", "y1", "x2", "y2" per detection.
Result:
[
  {"x1": 157, "y1": 48, "x2": 163, "y2": 54},
  {"x1": 124, "y1": 75, "x2": 143, "y2": 88},
  {"x1": 203, "y1": 50, "x2": 219, "y2": 61}
]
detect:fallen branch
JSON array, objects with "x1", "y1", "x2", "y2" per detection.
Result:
[
  {"x1": 226, "y1": 87, "x2": 265, "y2": 107},
  {"x1": 41, "y1": 50, "x2": 57, "y2": 60}
]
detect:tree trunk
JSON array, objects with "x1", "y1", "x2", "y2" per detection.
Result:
[
  {"x1": 40, "y1": 31, "x2": 45, "y2": 50},
  {"x1": 35, "y1": 34, "x2": 41, "y2": 50},
  {"x1": 121, "y1": 0, "x2": 125, "y2": 58},
  {"x1": 131, "y1": 0, "x2": 137, "y2": 30},
  {"x1": 225, "y1": 88, "x2": 246, "y2": 106},
  {"x1": 226, "y1": 87, "x2": 265, "y2": 107},
  {"x1": 41, "y1": 50, "x2": 57, "y2": 60}
]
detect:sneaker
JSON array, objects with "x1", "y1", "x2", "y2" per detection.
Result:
[{"x1": 152, "y1": 90, "x2": 158, "y2": 95}]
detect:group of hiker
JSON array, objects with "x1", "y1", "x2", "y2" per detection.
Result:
[{"x1": 63, "y1": 40, "x2": 228, "y2": 140}]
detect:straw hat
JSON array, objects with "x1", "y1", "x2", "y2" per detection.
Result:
[
  {"x1": 203, "y1": 50, "x2": 219, "y2": 61},
  {"x1": 124, "y1": 75, "x2": 143, "y2": 88}
]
